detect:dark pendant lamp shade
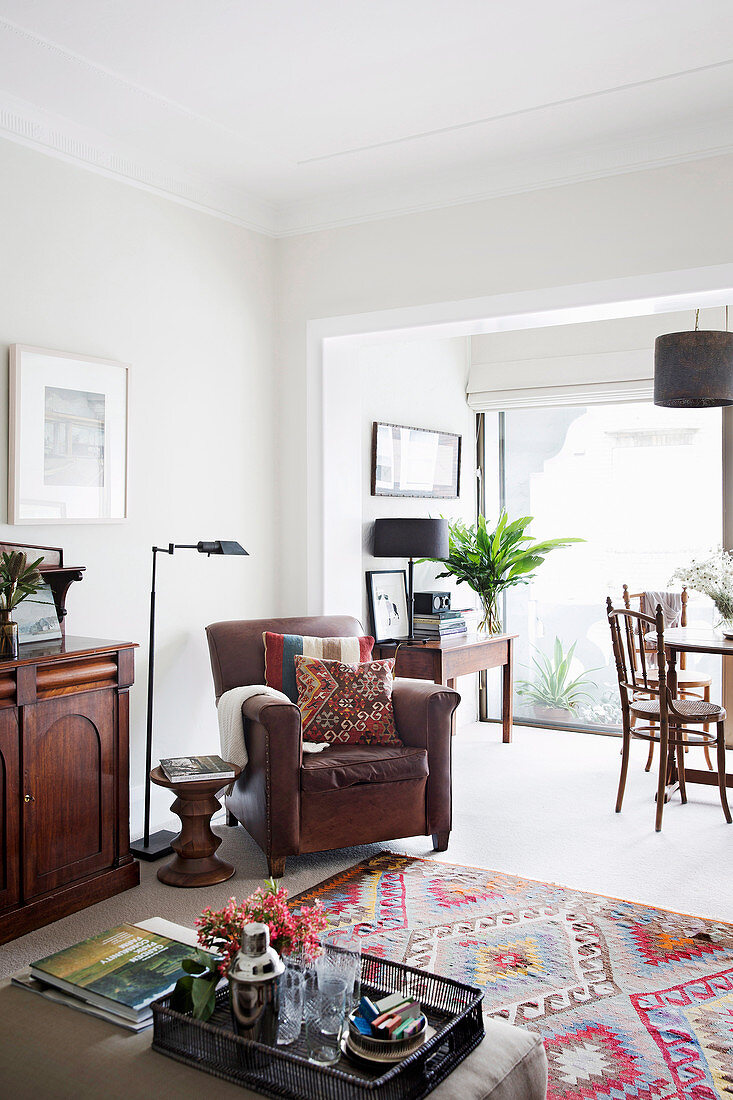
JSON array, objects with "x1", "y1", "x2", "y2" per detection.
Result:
[
  {"x1": 373, "y1": 518, "x2": 449, "y2": 560},
  {"x1": 654, "y1": 330, "x2": 733, "y2": 408}
]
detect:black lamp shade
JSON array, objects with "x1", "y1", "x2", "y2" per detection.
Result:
[
  {"x1": 373, "y1": 518, "x2": 449, "y2": 559},
  {"x1": 654, "y1": 331, "x2": 733, "y2": 408},
  {"x1": 197, "y1": 541, "x2": 248, "y2": 556}
]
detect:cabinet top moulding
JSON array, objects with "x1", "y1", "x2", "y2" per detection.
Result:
[{"x1": 0, "y1": 636, "x2": 137, "y2": 670}]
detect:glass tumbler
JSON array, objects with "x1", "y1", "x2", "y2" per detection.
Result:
[
  {"x1": 305, "y1": 976, "x2": 347, "y2": 1066},
  {"x1": 276, "y1": 965, "x2": 304, "y2": 1046},
  {"x1": 317, "y1": 937, "x2": 362, "y2": 1012}
]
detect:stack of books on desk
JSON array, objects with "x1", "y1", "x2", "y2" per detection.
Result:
[{"x1": 413, "y1": 610, "x2": 467, "y2": 639}]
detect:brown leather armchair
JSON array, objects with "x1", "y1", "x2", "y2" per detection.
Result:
[{"x1": 206, "y1": 616, "x2": 460, "y2": 876}]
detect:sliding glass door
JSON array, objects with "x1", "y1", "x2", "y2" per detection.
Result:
[{"x1": 483, "y1": 401, "x2": 723, "y2": 732}]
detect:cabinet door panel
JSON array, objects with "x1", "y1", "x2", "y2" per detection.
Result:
[
  {"x1": 0, "y1": 708, "x2": 20, "y2": 910},
  {"x1": 23, "y1": 691, "x2": 115, "y2": 899}
]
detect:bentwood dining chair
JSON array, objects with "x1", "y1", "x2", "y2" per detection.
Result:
[
  {"x1": 622, "y1": 585, "x2": 714, "y2": 772},
  {"x1": 606, "y1": 597, "x2": 730, "y2": 832}
]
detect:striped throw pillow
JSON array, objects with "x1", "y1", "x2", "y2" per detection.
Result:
[{"x1": 263, "y1": 632, "x2": 374, "y2": 703}]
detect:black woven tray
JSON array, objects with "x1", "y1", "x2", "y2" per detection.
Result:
[{"x1": 152, "y1": 952, "x2": 484, "y2": 1100}]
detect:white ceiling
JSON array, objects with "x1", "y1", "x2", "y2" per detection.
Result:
[{"x1": 0, "y1": 1, "x2": 732, "y2": 235}]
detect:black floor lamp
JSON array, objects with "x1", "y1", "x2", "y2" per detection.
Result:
[{"x1": 130, "y1": 540, "x2": 248, "y2": 862}]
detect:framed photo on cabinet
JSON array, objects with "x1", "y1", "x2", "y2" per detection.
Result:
[{"x1": 9, "y1": 345, "x2": 129, "y2": 523}]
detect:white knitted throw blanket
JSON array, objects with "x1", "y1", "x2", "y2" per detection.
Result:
[{"x1": 217, "y1": 685, "x2": 328, "y2": 772}]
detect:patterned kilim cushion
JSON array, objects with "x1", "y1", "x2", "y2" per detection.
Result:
[
  {"x1": 294, "y1": 853, "x2": 733, "y2": 1100},
  {"x1": 263, "y1": 632, "x2": 373, "y2": 702},
  {"x1": 294, "y1": 654, "x2": 400, "y2": 744}
]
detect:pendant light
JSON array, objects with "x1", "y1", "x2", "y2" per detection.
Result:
[{"x1": 654, "y1": 307, "x2": 733, "y2": 407}]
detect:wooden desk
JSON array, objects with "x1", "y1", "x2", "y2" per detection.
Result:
[
  {"x1": 376, "y1": 632, "x2": 516, "y2": 742},
  {"x1": 663, "y1": 628, "x2": 733, "y2": 790}
]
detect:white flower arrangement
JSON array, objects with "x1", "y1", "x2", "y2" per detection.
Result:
[{"x1": 670, "y1": 548, "x2": 733, "y2": 622}]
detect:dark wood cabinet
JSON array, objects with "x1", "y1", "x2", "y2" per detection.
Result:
[{"x1": 0, "y1": 637, "x2": 140, "y2": 944}]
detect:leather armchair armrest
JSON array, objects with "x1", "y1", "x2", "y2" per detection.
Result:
[
  {"x1": 240, "y1": 695, "x2": 302, "y2": 861},
  {"x1": 242, "y1": 695, "x2": 302, "y2": 745},
  {"x1": 392, "y1": 680, "x2": 459, "y2": 836}
]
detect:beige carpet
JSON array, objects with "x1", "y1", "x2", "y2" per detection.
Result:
[{"x1": 2, "y1": 722, "x2": 730, "y2": 977}]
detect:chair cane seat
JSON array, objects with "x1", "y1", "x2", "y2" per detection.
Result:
[
  {"x1": 635, "y1": 668, "x2": 713, "y2": 689},
  {"x1": 630, "y1": 697, "x2": 726, "y2": 723}
]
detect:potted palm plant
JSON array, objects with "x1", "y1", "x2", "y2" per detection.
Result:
[
  {"x1": 0, "y1": 550, "x2": 45, "y2": 658},
  {"x1": 424, "y1": 512, "x2": 581, "y2": 634}
]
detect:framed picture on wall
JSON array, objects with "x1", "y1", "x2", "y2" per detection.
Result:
[
  {"x1": 371, "y1": 421, "x2": 461, "y2": 499},
  {"x1": 9, "y1": 345, "x2": 129, "y2": 523},
  {"x1": 366, "y1": 569, "x2": 409, "y2": 643}
]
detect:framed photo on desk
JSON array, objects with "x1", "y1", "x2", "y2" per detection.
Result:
[{"x1": 366, "y1": 569, "x2": 409, "y2": 643}]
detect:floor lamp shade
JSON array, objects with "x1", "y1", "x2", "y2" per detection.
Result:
[
  {"x1": 654, "y1": 331, "x2": 733, "y2": 408},
  {"x1": 373, "y1": 518, "x2": 449, "y2": 560}
]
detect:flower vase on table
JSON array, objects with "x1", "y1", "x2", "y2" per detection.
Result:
[
  {"x1": 671, "y1": 549, "x2": 733, "y2": 638},
  {"x1": 0, "y1": 610, "x2": 18, "y2": 659}
]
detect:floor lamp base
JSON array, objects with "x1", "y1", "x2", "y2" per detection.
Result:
[{"x1": 130, "y1": 829, "x2": 178, "y2": 861}]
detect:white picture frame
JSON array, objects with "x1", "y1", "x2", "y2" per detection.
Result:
[{"x1": 9, "y1": 345, "x2": 129, "y2": 524}]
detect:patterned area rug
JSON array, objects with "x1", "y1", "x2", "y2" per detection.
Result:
[{"x1": 295, "y1": 853, "x2": 733, "y2": 1098}]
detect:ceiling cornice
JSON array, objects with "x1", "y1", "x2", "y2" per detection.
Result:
[
  {"x1": 0, "y1": 89, "x2": 278, "y2": 236},
  {"x1": 1, "y1": 86, "x2": 732, "y2": 240}
]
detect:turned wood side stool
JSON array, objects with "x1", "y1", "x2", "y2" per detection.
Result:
[{"x1": 150, "y1": 764, "x2": 241, "y2": 887}]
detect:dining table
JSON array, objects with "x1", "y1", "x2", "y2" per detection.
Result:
[{"x1": 662, "y1": 627, "x2": 733, "y2": 792}]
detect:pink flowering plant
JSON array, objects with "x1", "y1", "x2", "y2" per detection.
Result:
[
  {"x1": 172, "y1": 879, "x2": 326, "y2": 1022},
  {"x1": 196, "y1": 878, "x2": 327, "y2": 978}
]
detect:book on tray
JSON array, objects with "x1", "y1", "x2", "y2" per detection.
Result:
[
  {"x1": 28, "y1": 922, "x2": 213, "y2": 1026},
  {"x1": 159, "y1": 754, "x2": 235, "y2": 783}
]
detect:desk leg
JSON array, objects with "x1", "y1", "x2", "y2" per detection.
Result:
[
  {"x1": 502, "y1": 638, "x2": 514, "y2": 744},
  {"x1": 447, "y1": 678, "x2": 457, "y2": 736}
]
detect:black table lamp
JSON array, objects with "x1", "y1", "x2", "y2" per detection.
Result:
[
  {"x1": 130, "y1": 540, "x2": 248, "y2": 861},
  {"x1": 373, "y1": 518, "x2": 449, "y2": 641}
]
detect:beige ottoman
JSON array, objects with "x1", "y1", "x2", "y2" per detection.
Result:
[{"x1": 0, "y1": 980, "x2": 547, "y2": 1099}]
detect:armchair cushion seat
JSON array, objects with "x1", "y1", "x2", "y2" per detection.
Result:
[{"x1": 301, "y1": 743, "x2": 428, "y2": 793}]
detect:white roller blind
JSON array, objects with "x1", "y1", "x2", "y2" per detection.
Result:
[{"x1": 467, "y1": 349, "x2": 653, "y2": 411}]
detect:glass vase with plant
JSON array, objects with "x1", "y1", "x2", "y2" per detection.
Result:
[
  {"x1": 670, "y1": 549, "x2": 733, "y2": 629},
  {"x1": 423, "y1": 513, "x2": 581, "y2": 634},
  {"x1": 517, "y1": 637, "x2": 598, "y2": 720},
  {"x1": 0, "y1": 551, "x2": 44, "y2": 658}
]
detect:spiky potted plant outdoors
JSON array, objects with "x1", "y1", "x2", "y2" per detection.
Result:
[
  {"x1": 517, "y1": 637, "x2": 598, "y2": 723},
  {"x1": 0, "y1": 551, "x2": 44, "y2": 658},
  {"x1": 423, "y1": 512, "x2": 582, "y2": 634}
]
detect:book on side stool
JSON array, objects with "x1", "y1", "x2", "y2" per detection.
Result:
[{"x1": 159, "y1": 754, "x2": 236, "y2": 783}]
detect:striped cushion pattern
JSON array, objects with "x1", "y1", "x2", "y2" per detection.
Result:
[{"x1": 263, "y1": 632, "x2": 374, "y2": 702}]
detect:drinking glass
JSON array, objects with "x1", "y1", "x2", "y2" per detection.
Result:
[
  {"x1": 276, "y1": 965, "x2": 304, "y2": 1046},
  {"x1": 317, "y1": 937, "x2": 362, "y2": 1011},
  {"x1": 305, "y1": 976, "x2": 347, "y2": 1065}
]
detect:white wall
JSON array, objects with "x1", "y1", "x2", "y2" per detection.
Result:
[
  {"x1": 276, "y1": 151, "x2": 733, "y2": 614},
  {"x1": 0, "y1": 138, "x2": 276, "y2": 837},
  {"x1": 359, "y1": 336, "x2": 478, "y2": 724}
]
